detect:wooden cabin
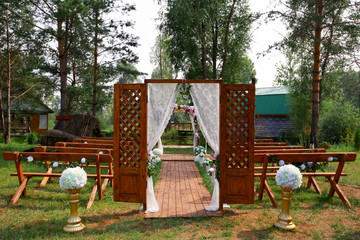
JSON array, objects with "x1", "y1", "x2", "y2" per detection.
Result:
[
  {"x1": 255, "y1": 86, "x2": 293, "y2": 139},
  {"x1": 0, "y1": 96, "x2": 54, "y2": 135}
]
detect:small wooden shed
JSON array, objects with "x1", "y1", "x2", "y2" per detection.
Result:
[
  {"x1": 255, "y1": 86, "x2": 293, "y2": 139},
  {"x1": 0, "y1": 96, "x2": 54, "y2": 135}
]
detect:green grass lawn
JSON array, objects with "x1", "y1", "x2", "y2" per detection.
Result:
[{"x1": 0, "y1": 142, "x2": 359, "y2": 239}]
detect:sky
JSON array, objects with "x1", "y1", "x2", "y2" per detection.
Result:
[{"x1": 126, "y1": 1, "x2": 286, "y2": 88}]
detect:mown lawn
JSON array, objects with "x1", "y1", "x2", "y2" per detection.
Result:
[{"x1": 0, "y1": 142, "x2": 359, "y2": 239}]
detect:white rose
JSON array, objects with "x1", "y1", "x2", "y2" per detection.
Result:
[
  {"x1": 99, "y1": 151, "x2": 103, "y2": 154},
  {"x1": 27, "y1": 156, "x2": 34, "y2": 162},
  {"x1": 84, "y1": 142, "x2": 88, "y2": 144},
  {"x1": 278, "y1": 160, "x2": 285, "y2": 166},
  {"x1": 53, "y1": 162, "x2": 59, "y2": 168},
  {"x1": 81, "y1": 157, "x2": 86, "y2": 164},
  {"x1": 300, "y1": 164, "x2": 306, "y2": 170},
  {"x1": 327, "y1": 157, "x2": 333, "y2": 162}
]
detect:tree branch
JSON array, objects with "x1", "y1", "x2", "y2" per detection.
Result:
[
  {"x1": 10, "y1": 82, "x2": 43, "y2": 105},
  {"x1": 29, "y1": 0, "x2": 55, "y2": 20}
]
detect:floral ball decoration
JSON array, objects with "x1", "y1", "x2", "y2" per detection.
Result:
[
  {"x1": 59, "y1": 167, "x2": 87, "y2": 191},
  {"x1": 275, "y1": 164, "x2": 303, "y2": 189},
  {"x1": 153, "y1": 148, "x2": 163, "y2": 155}
]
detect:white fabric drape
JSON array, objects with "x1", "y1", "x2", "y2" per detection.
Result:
[
  {"x1": 144, "y1": 176, "x2": 158, "y2": 213},
  {"x1": 190, "y1": 83, "x2": 221, "y2": 211},
  {"x1": 146, "y1": 83, "x2": 180, "y2": 213},
  {"x1": 147, "y1": 83, "x2": 180, "y2": 152},
  {"x1": 189, "y1": 115, "x2": 198, "y2": 153},
  {"x1": 157, "y1": 138, "x2": 163, "y2": 154},
  {"x1": 190, "y1": 83, "x2": 220, "y2": 154}
]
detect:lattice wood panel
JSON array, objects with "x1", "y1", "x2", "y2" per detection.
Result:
[
  {"x1": 114, "y1": 84, "x2": 147, "y2": 204},
  {"x1": 118, "y1": 89, "x2": 141, "y2": 167},
  {"x1": 225, "y1": 89, "x2": 250, "y2": 169},
  {"x1": 220, "y1": 84, "x2": 255, "y2": 206}
]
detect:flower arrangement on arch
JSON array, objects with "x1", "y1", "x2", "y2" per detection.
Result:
[
  {"x1": 59, "y1": 166, "x2": 87, "y2": 191},
  {"x1": 173, "y1": 104, "x2": 196, "y2": 118},
  {"x1": 146, "y1": 151, "x2": 162, "y2": 178},
  {"x1": 275, "y1": 164, "x2": 303, "y2": 189},
  {"x1": 194, "y1": 146, "x2": 206, "y2": 156}
]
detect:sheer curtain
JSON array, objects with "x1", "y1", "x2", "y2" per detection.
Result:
[
  {"x1": 145, "y1": 83, "x2": 180, "y2": 213},
  {"x1": 189, "y1": 115, "x2": 198, "y2": 153},
  {"x1": 190, "y1": 83, "x2": 221, "y2": 211}
]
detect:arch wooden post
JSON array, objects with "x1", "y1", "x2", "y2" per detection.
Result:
[
  {"x1": 220, "y1": 83, "x2": 255, "y2": 208},
  {"x1": 113, "y1": 84, "x2": 147, "y2": 209}
]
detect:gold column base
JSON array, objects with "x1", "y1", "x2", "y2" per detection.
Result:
[
  {"x1": 63, "y1": 188, "x2": 86, "y2": 233},
  {"x1": 274, "y1": 187, "x2": 296, "y2": 230}
]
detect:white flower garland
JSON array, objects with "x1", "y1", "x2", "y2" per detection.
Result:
[
  {"x1": 275, "y1": 164, "x2": 303, "y2": 189},
  {"x1": 59, "y1": 167, "x2": 87, "y2": 191}
]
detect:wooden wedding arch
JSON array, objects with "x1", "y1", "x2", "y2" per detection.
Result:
[{"x1": 113, "y1": 79, "x2": 255, "y2": 212}]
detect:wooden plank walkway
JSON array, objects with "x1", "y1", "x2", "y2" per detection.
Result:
[
  {"x1": 160, "y1": 154, "x2": 215, "y2": 161},
  {"x1": 145, "y1": 159, "x2": 221, "y2": 218}
]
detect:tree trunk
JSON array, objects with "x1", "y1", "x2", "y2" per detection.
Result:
[
  {"x1": 5, "y1": 10, "x2": 11, "y2": 144},
  {"x1": 212, "y1": 22, "x2": 218, "y2": 79},
  {"x1": 220, "y1": 0, "x2": 237, "y2": 79},
  {"x1": 92, "y1": 10, "x2": 99, "y2": 116},
  {"x1": 58, "y1": 20, "x2": 67, "y2": 117},
  {"x1": 200, "y1": 22, "x2": 208, "y2": 79},
  {"x1": 310, "y1": 0, "x2": 324, "y2": 148}
]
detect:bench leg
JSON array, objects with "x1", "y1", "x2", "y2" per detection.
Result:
[
  {"x1": 9, "y1": 177, "x2": 29, "y2": 206},
  {"x1": 326, "y1": 176, "x2": 352, "y2": 208},
  {"x1": 264, "y1": 180, "x2": 279, "y2": 208},
  {"x1": 307, "y1": 176, "x2": 322, "y2": 194},
  {"x1": 39, "y1": 167, "x2": 53, "y2": 188},
  {"x1": 87, "y1": 180, "x2": 98, "y2": 210}
]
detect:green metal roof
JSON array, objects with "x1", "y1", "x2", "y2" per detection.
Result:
[
  {"x1": 3, "y1": 96, "x2": 53, "y2": 114},
  {"x1": 255, "y1": 86, "x2": 289, "y2": 115}
]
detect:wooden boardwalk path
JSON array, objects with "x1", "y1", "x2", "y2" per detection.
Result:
[{"x1": 145, "y1": 154, "x2": 221, "y2": 218}]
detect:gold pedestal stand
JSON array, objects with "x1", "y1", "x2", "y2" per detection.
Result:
[
  {"x1": 274, "y1": 187, "x2": 296, "y2": 230},
  {"x1": 63, "y1": 188, "x2": 85, "y2": 233}
]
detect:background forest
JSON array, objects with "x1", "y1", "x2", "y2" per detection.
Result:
[{"x1": 0, "y1": 0, "x2": 359, "y2": 148}]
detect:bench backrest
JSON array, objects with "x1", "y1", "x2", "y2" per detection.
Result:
[
  {"x1": 55, "y1": 142, "x2": 113, "y2": 149},
  {"x1": 72, "y1": 138, "x2": 114, "y2": 144},
  {"x1": 34, "y1": 146, "x2": 112, "y2": 155},
  {"x1": 253, "y1": 152, "x2": 356, "y2": 163},
  {"x1": 254, "y1": 148, "x2": 326, "y2": 153},
  {"x1": 3, "y1": 152, "x2": 112, "y2": 163}
]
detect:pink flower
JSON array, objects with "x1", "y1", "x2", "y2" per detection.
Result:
[
  {"x1": 209, "y1": 168, "x2": 215, "y2": 173},
  {"x1": 194, "y1": 133, "x2": 199, "y2": 138},
  {"x1": 213, "y1": 152, "x2": 217, "y2": 158},
  {"x1": 149, "y1": 151, "x2": 154, "y2": 159}
]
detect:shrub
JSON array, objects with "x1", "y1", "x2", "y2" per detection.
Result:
[
  {"x1": 354, "y1": 128, "x2": 360, "y2": 151},
  {"x1": 320, "y1": 98, "x2": 359, "y2": 144},
  {"x1": 26, "y1": 132, "x2": 41, "y2": 144}
]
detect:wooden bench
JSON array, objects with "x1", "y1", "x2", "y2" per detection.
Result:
[
  {"x1": 3, "y1": 151, "x2": 113, "y2": 209},
  {"x1": 254, "y1": 152, "x2": 356, "y2": 208},
  {"x1": 34, "y1": 146, "x2": 114, "y2": 197}
]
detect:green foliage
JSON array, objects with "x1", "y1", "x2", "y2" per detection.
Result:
[
  {"x1": 278, "y1": 128, "x2": 300, "y2": 145},
  {"x1": 160, "y1": 0, "x2": 257, "y2": 82},
  {"x1": 26, "y1": 132, "x2": 41, "y2": 145},
  {"x1": 320, "y1": 98, "x2": 359, "y2": 144},
  {"x1": 354, "y1": 128, "x2": 360, "y2": 151}
]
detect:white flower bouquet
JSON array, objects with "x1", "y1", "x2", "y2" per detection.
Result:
[
  {"x1": 59, "y1": 167, "x2": 87, "y2": 191},
  {"x1": 275, "y1": 164, "x2": 303, "y2": 189},
  {"x1": 153, "y1": 148, "x2": 163, "y2": 155}
]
